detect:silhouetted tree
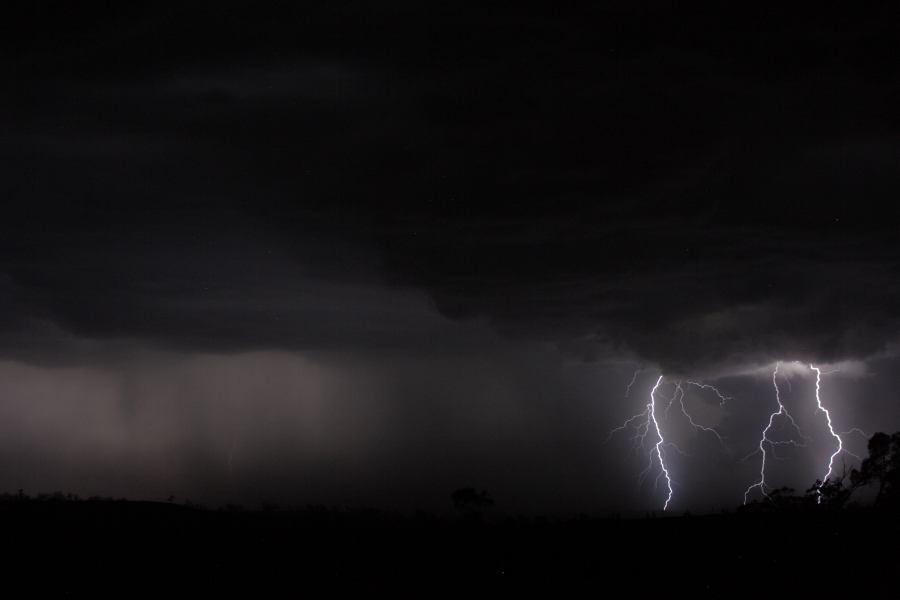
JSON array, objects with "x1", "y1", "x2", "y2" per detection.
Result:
[
  {"x1": 806, "y1": 469, "x2": 853, "y2": 509},
  {"x1": 451, "y1": 488, "x2": 494, "y2": 521},
  {"x1": 850, "y1": 432, "x2": 900, "y2": 507}
]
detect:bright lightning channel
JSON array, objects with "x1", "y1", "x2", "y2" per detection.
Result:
[
  {"x1": 607, "y1": 374, "x2": 674, "y2": 511},
  {"x1": 648, "y1": 375, "x2": 673, "y2": 510},
  {"x1": 810, "y1": 364, "x2": 846, "y2": 503},
  {"x1": 743, "y1": 362, "x2": 805, "y2": 504}
]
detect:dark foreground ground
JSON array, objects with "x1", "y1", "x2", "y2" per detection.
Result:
[{"x1": 2, "y1": 497, "x2": 897, "y2": 595}]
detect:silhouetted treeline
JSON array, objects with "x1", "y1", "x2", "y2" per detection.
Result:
[
  {"x1": 2, "y1": 434, "x2": 899, "y2": 593},
  {"x1": 2, "y1": 490, "x2": 898, "y2": 594},
  {"x1": 742, "y1": 431, "x2": 900, "y2": 512}
]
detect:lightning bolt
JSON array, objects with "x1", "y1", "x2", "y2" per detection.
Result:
[
  {"x1": 604, "y1": 407, "x2": 650, "y2": 445},
  {"x1": 648, "y1": 375, "x2": 673, "y2": 510},
  {"x1": 610, "y1": 361, "x2": 864, "y2": 509},
  {"x1": 607, "y1": 374, "x2": 674, "y2": 510},
  {"x1": 743, "y1": 362, "x2": 806, "y2": 504},
  {"x1": 664, "y1": 381, "x2": 683, "y2": 420},
  {"x1": 839, "y1": 427, "x2": 869, "y2": 439},
  {"x1": 666, "y1": 381, "x2": 728, "y2": 449},
  {"x1": 810, "y1": 364, "x2": 846, "y2": 502},
  {"x1": 685, "y1": 381, "x2": 733, "y2": 406},
  {"x1": 605, "y1": 370, "x2": 652, "y2": 446},
  {"x1": 624, "y1": 368, "x2": 641, "y2": 398}
]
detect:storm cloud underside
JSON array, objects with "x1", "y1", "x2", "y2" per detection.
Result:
[{"x1": 2, "y1": 4, "x2": 899, "y2": 511}]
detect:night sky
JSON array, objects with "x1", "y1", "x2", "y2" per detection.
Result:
[{"x1": 3, "y1": 3, "x2": 900, "y2": 515}]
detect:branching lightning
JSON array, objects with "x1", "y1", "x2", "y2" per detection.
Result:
[
  {"x1": 685, "y1": 381, "x2": 733, "y2": 406},
  {"x1": 648, "y1": 376, "x2": 673, "y2": 510},
  {"x1": 624, "y1": 368, "x2": 641, "y2": 398},
  {"x1": 604, "y1": 407, "x2": 650, "y2": 445},
  {"x1": 672, "y1": 381, "x2": 728, "y2": 449},
  {"x1": 840, "y1": 427, "x2": 869, "y2": 439},
  {"x1": 742, "y1": 361, "x2": 864, "y2": 505},
  {"x1": 609, "y1": 360, "x2": 864, "y2": 510},
  {"x1": 607, "y1": 374, "x2": 674, "y2": 510},
  {"x1": 743, "y1": 362, "x2": 806, "y2": 504},
  {"x1": 810, "y1": 364, "x2": 847, "y2": 502},
  {"x1": 664, "y1": 381, "x2": 683, "y2": 420}
]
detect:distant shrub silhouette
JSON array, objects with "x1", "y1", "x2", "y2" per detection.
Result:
[
  {"x1": 740, "y1": 486, "x2": 810, "y2": 512},
  {"x1": 451, "y1": 488, "x2": 494, "y2": 521}
]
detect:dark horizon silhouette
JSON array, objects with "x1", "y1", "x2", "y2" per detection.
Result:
[{"x1": 3, "y1": 430, "x2": 899, "y2": 593}]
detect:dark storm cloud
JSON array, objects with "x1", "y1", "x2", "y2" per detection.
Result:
[
  {"x1": 3, "y1": 4, "x2": 899, "y2": 373},
  {"x1": 3, "y1": 3, "x2": 900, "y2": 516}
]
